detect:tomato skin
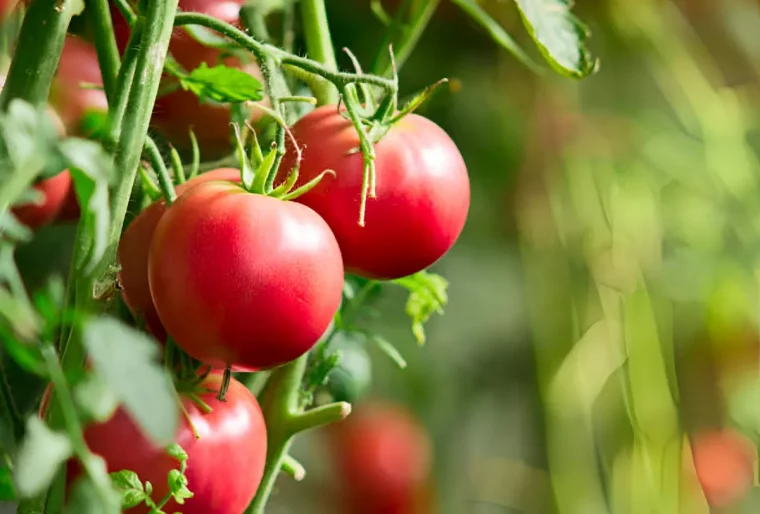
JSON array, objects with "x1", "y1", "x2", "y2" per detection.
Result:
[
  {"x1": 67, "y1": 374, "x2": 267, "y2": 514},
  {"x1": 328, "y1": 402, "x2": 434, "y2": 514},
  {"x1": 148, "y1": 182, "x2": 344, "y2": 370},
  {"x1": 12, "y1": 171, "x2": 73, "y2": 230},
  {"x1": 282, "y1": 106, "x2": 470, "y2": 280},
  {"x1": 691, "y1": 428, "x2": 755, "y2": 507},
  {"x1": 50, "y1": 36, "x2": 108, "y2": 134},
  {"x1": 118, "y1": 168, "x2": 241, "y2": 341}
]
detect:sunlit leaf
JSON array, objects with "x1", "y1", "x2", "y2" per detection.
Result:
[
  {"x1": 82, "y1": 318, "x2": 179, "y2": 446},
  {"x1": 110, "y1": 470, "x2": 146, "y2": 509},
  {"x1": 13, "y1": 417, "x2": 71, "y2": 498},
  {"x1": 180, "y1": 63, "x2": 263, "y2": 103},
  {"x1": 513, "y1": 0, "x2": 598, "y2": 78},
  {"x1": 392, "y1": 271, "x2": 448, "y2": 344}
]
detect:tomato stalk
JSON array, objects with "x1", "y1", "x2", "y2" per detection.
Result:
[
  {"x1": 0, "y1": 0, "x2": 79, "y2": 111},
  {"x1": 300, "y1": 0, "x2": 339, "y2": 106},
  {"x1": 245, "y1": 352, "x2": 351, "y2": 514},
  {"x1": 371, "y1": 0, "x2": 442, "y2": 77},
  {"x1": 84, "y1": 0, "x2": 121, "y2": 100},
  {"x1": 144, "y1": 135, "x2": 177, "y2": 204}
]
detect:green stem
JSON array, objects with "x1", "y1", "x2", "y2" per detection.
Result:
[
  {"x1": 107, "y1": 22, "x2": 142, "y2": 147},
  {"x1": 173, "y1": 13, "x2": 397, "y2": 93},
  {"x1": 0, "y1": 0, "x2": 77, "y2": 110},
  {"x1": 372, "y1": 0, "x2": 441, "y2": 77},
  {"x1": 144, "y1": 136, "x2": 177, "y2": 204},
  {"x1": 41, "y1": 345, "x2": 119, "y2": 512},
  {"x1": 300, "y1": 0, "x2": 339, "y2": 105},
  {"x1": 84, "y1": 0, "x2": 121, "y2": 100}
]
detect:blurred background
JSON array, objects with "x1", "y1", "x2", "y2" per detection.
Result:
[{"x1": 17, "y1": 0, "x2": 760, "y2": 512}]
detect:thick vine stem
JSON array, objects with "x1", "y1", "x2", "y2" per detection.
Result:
[
  {"x1": 245, "y1": 352, "x2": 351, "y2": 513},
  {"x1": 0, "y1": 0, "x2": 79, "y2": 110},
  {"x1": 300, "y1": 0, "x2": 340, "y2": 106},
  {"x1": 173, "y1": 13, "x2": 397, "y2": 94}
]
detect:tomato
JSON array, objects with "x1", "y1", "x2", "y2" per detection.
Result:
[
  {"x1": 118, "y1": 168, "x2": 241, "y2": 342},
  {"x1": 112, "y1": 0, "x2": 263, "y2": 158},
  {"x1": 328, "y1": 402, "x2": 434, "y2": 514},
  {"x1": 281, "y1": 106, "x2": 470, "y2": 280},
  {"x1": 12, "y1": 171, "x2": 73, "y2": 230},
  {"x1": 690, "y1": 428, "x2": 755, "y2": 507},
  {"x1": 67, "y1": 374, "x2": 267, "y2": 514},
  {"x1": 148, "y1": 182, "x2": 344, "y2": 370},
  {"x1": 49, "y1": 36, "x2": 108, "y2": 134},
  {"x1": 0, "y1": 0, "x2": 17, "y2": 22}
]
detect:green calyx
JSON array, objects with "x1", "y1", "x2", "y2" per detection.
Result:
[{"x1": 232, "y1": 122, "x2": 335, "y2": 200}]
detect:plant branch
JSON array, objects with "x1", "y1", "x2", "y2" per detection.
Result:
[
  {"x1": 85, "y1": 0, "x2": 121, "y2": 100},
  {"x1": 144, "y1": 136, "x2": 177, "y2": 204},
  {"x1": 300, "y1": 0, "x2": 339, "y2": 105}
]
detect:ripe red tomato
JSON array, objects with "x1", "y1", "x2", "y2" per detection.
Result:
[
  {"x1": 111, "y1": 0, "x2": 262, "y2": 157},
  {"x1": 328, "y1": 402, "x2": 434, "y2": 514},
  {"x1": 49, "y1": 36, "x2": 108, "y2": 134},
  {"x1": 691, "y1": 428, "x2": 755, "y2": 507},
  {"x1": 12, "y1": 171, "x2": 73, "y2": 230},
  {"x1": 282, "y1": 106, "x2": 470, "y2": 280},
  {"x1": 68, "y1": 373, "x2": 267, "y2": 514},
  {"x1": 118, "y1": 168, "x2": 241, "y2": 342},
  {"x1": 148, "y1": 182, "x2": 344, "y2": 370}
]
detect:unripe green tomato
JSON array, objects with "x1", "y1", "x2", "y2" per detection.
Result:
[{"x1": 325, "y1": 333, "x2": 373, "y2": 404}]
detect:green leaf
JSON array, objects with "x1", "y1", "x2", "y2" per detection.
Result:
[
  {"x1": 73, "y1": 372, "x2": 118, "y2": 423},
  {"x1": 371, "y1": 335, "x2": 407, "y2": 369},
  {"x1": 512, "y1": 0, "x2": 599, "y2": 79},
  {"x1": 450, "y1": 0, "x2": 544, "y2": 74},
  {"x1": 0, "y1": 213, "x2": 33, "y2": 244},
  {"x1": 392, "y1": 271, "x2": 448, "y2": 344},
  {"x1": 13, "y1": 417, "x2": 72, "y2": 498},
  {"x1": 167, "y1": 469, "x2": 193, "y2": 504},
  {"x1": 59, "y1": 138, "x2": 114, "y2": 274},
  {"x1": 64, "y1": 474, "x2": 120, "y2": 514},
  {"x1": 109, "y1": 470, "x2": 146, "y2": 509},
  {"x1": 0, "y1": 462, "x2": 16, "y2": 501},
  {"x1": 166, "y1": 443, "x2": 188, "y2": 465},
  {"x1": 181, "y1": 24, "x2": 238, "y2": 50},
  {"x1": 180, "y1": 63, "x2": 263, "y2": 104},
  {"x1": 82, "y1": 318, "x2": 179, "y2": 447}
]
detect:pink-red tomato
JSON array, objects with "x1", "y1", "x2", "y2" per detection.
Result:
[
  {"x1": 118, "y1": 168, "x2": 241, "y2": 342},
  {"x1": 328, "y1": 402, "x2": 434, "y2": 514},
  {"x1": 67, "y1": 374, "x2": 267, "y2": 514},
  {"x1": 691, "y1": 428, "x2": 755, "y2": 507},
  {"x1": 0, "y1": 0, "x2": 17, "y2": 22},
  {"x1": 49, "y1": 36, "x2": 108, "y2": 134},
  {"x1": 111, "y1": 0, "x2": 262, "y2": 157},
  {"x1": 148, "y1": 182, "x2": 344, "y2": 370},
  {"x1": 12, "y1": 171, "x2": 73, "y2": 230},
  {"x1": 282, "y1": 106, "x2": 470, "y2": 280}
]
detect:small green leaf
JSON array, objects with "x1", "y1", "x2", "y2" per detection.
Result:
[
  {"x1": 74, "y1": 372, "x2": 118, "y2": 423},
  {"x1": 167, "y1": 469, "x2": 193, "y2": 504},
  {"x1": 82, "y1": 318, "x2": 179, "y2": 446},
  {"x1": 180, "y1": 63, "x2": 263, "y2": 104},
  {"x1": 371, "y1": 335, "x2": 407, "y2": 369},
  {"x1": 166, "y1": 443, "x2": 188, "y2": 464},
  {"x1": 13, "y1": 417, "x2": 72, "y2": 498},
  {"x1": 110, "y1": 470, "x2": 146, "y2": 509},
  {"x1": 512, "y1": 0, "x2": 599, "y2": 78},
  {"x1": 450, "y1": 0, "x2": 544, "y2": 74},
  {"x1": 392, "y1": 271, "x2": 448, "y2": 344}
]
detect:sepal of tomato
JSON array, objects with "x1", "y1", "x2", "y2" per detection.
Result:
[
  {"x1": 118, "y1": 168, "x2": 242, "y2": 342},
  {"x1": 67, "y1": 374, "x2": 267, "y2": 514},
  {"x1": 282, "y1": 106, "x2": 470, "y2": 280},
  {"x1": 147, "y1": 180, "x2": 345, "y2": 371}
]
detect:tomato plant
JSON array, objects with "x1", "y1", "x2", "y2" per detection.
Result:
[
  {"x1": 283, "y1": 107, "x2": 470, "y2": 280},
  {"x1": 148, "y1": 180, "x2": 344, "y2": 370},
  {"x1": 118, "y1": 167, "x2": 241, "y2": 341},
  {"x1": 68, "y1": 373, "x2": 267, "y2": 514}
]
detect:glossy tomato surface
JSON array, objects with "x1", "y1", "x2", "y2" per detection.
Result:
[
  {"x1": 690, "y1": 428, "x2": 755, "y2": 507},
  {"x1": 69, "y1": 374, "x2": 267, "y2": 514},
  {"x1": 50, "y1": 36, "x2": 108, "y2": 134},
  {"x1": 118, "y1": 168, "x2": 241, "y2": 341},
  {"x1": 148, "y1": 182, "x2": 344, "y2": 370},
  {"x1": 328, "y1": 402, "x2": 434, "y2": 514},
  {"x1": 282, "y1": 106, "x2": 470, "y2": 280},
  {"x1": 12, "y1": 171, "x2": 73, "y2": 230}
]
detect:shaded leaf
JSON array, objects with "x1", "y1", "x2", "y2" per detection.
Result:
[
  {"x1": 74, "y1": 373, "x2": 118, "y2": 423},
  {"x1": 0, "y1": 462, "x2": 16, "y2": 501},
  {"x1": 180, "y1": 63, "x2": 263, "y2": 103},
  {"x1": 13, "y1": 417, "x2": 71, "y2": 498},
  {"x1": 513, "y1": 0, "x2": 598, "y2": 78},
  {"x1": 392, "y1": 271, "x2": 448, "y2": 344},
  {"x1": 64, "y1": 472, "x2": 120, "y2": 514},
  {"x1": 82, "y1": 318, "x2": 179, "y2": 446}
]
